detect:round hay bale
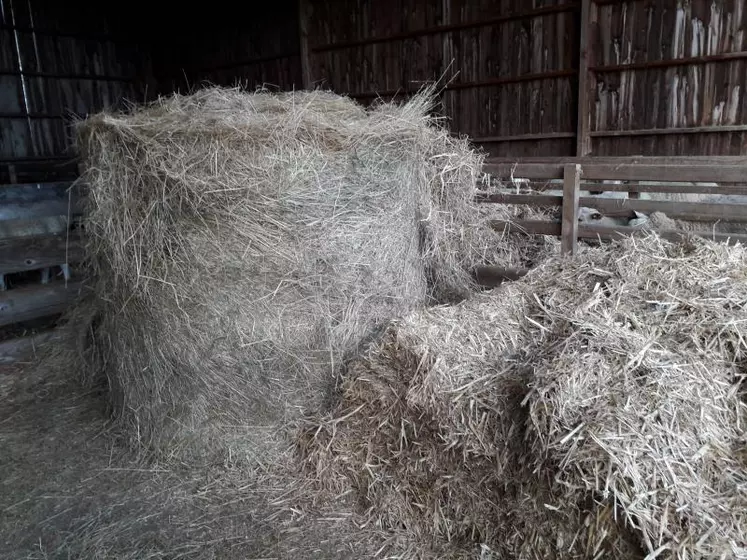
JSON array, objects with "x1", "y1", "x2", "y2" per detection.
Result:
[{"x1": 73, "y1": 88, "x2": 490, "y2": 457}]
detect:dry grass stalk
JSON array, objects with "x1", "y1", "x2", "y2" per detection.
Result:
[
  {"x1": 300, "y1": 235, "x2": 747, "y2": 559},
  {"x1": 73, "y1": 87, "x2": 502, "y2": 457}
]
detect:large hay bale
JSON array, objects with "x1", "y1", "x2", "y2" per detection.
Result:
[
  {"x1": 300, "y1": 235, "x2": 747, "y2": 558},
  {"x1": 74, "y1": 88, "x2": 489, "y2": 456}
]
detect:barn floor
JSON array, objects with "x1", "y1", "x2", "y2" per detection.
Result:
[{"x1": 0, "y1": 361, "x2": 380, "y2": 560}]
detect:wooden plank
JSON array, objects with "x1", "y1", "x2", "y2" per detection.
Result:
[
  {"x1": 0, "y1": 330, "x2": 60, "y2": 364},
  {"x1": 520, "y1": 181, "x2": 747, "y2": 195},
  {"x1": 589, "y1": 51, "x2": 747, "y2": 73},
  {"x1": 0, "y1": 235, "x2": 83, "y2": 274},
  {"x1": 473, "y1": 132, "x2": 576, "y2": 143},
  {"x1": 473, "y1": 265, "x2": 530, "y2": 289},
  {"x1": 561, "y1": 163, "x2": 581, "y2": 254},
  {"x1": 312, "y1": 4, "x2": 580, "y2": 52},
  {"x1": 0, "y1": 281, "x2": 82, "y2": 327},
  {"x1": 298, "y1": 0, "x2": 312, "y2": 89},
  {"x1": 481, "y1": 192, "x2": 747, "y2": 222},
  {"x1": 576, "y1": 0, "x2": 592, "y2": 156},
  {"x1": 489, "y1": 219, "x2": 747, "y2": 245},
  {"x1": 590, "y1": 125, "x2": 747, "y2": 137},
  {"x1": 483, "y1": 162, "x2": 747, "y2": 182},
  {"x1": 486, "y1": 156, "x2": 747, "y2": 165},
  {"x1": 349, "y1": 70, "x2": 577, "y2": 99}
]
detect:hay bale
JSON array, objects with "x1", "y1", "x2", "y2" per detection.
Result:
[
  {"x1": 300, "y1": 235, "x2": 747, "y2": 558},
  {"x1": 526, "y1": 236, "x2": 747, "y2": 559},
  {"x1": 74, "y1": 87, "x2": 491, "y2": 456}
]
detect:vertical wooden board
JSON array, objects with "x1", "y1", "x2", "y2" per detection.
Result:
[
  {"x1": 0, "y1": 29, "x2": 18, "y2": 71},
  {"x1": 577, "y1": 0, "x2": 592, "y2": 155},
  {"x1": 0, "y1": 119, "x2": 31, "y2": 159},
  {"x1": 0, "y1": 75, "x2": 23, "y2": 113},
  {"x1": 561, "y1": 163, "x2": 581, "y2": 255}
]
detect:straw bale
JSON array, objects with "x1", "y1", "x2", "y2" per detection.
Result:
[
  {"x1": 300, "y1": 235, "x2": 747, "y2": 558},
  {"x1": 73, "y1": 87, "x2": 495, "y2": 456}
]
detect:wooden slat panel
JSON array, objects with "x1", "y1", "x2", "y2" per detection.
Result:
[
  {"x1": 483, "y1": 162, "x2": 747, "y2": 182},
  {"x1": 0, "y1": 281, "x2": 82, "y2": 327},
  {"x1": 490, "y1": 219, "x2": 747, "y2": 245},
  {"x1": 0, "y1": 234, "x2": 83, "y2": 274},
  {"x1": 481, "y1": 193, "x2": 747, "y2": 222}
]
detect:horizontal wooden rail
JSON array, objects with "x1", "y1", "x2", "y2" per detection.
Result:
[
  {"x1": 349, "y1": 70, "x2": 576, "y2": 99},
  {"x1": 0, "y1": 69, "x2": 135, "y2": 82},
  {"x1": 0, "y1": 281, "x2": 82, "y2": 327},
  {"x1": 490, "y1": 219, "x2": 747, "y2": 244},
  {"x1": 473, "y1": 132, "x2": 576, "y2": 143},
  {"x1": 589, "y1": 51, "x2": 747, "y2": 73},
  {"x1": 0, "y1": 113, "x2": 67, "y2": 120},
  {"x1": 486, "y1": 156, "x2": 747, "y2": 165},
  {"x1": 479, "y1": 193, "x2": 747, "y2": 222},
  {"x1": 312, "y1": 3, "x2": 578, "y2": 52},
  {"x1": 473, "y1": 265, "x2": 529, "y2": 288},
  {"x1": 590, "y1": 125, "x2": 747, "y2": 137},
  {"x1": 0, "y1": 235, "x2": 83, "y2": 274},
  {"x1": 519, "y1": 181, "x2": 747, "y2": 196},
  {"x1": 0, "y1": 24, "x2": 128, "y2": 44},
  {"x1": 483, "y1": 162, "x2": 747, "y2": 182}
]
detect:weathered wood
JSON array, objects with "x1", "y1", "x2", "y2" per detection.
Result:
[
  {"x1": 561, "y1": 164, "x2": 581, "y2": 254},
  {"x1": 349, "y1": 70, "x2": 578, "y2": 100},
  {"x1": 576, "y1": 0, "x2": 592, "y2": 156},
  {"x1": 0, "y1": 330, "x2": 60, "y2": 364},
  {"x1": 474, "y1": 132, "x2": 576, "y2": 143},
  {"x1": 590, "y1": 125, "x2": 747, "y2": 137},
  {"x1": 311, "y1": 3, "x2": 580, "y2": 52},
  {"x1": 486, "y1": 156, "x2": 747, "y2": 165},
  {"x1": 0, "y1": 281, "x2": 82, "y2": 327},
  {"x1": 473, "y1": 265, "x2": 529, "y2": 288},
  {"x1": 298, "y1": 0, "x2": 312, "y2": 88},
  {"x1": 589, "y1": 51, "x2": 747, "y2": 73},
  {"x1": 480, "y1": 192, "x2": 747, "y2": 222},
  {"x1": 0, "y1": 235, "x2": 83, "y2": 274},
  {"x1": 511, "y1": 181, "x2": 747, "y2": 195},
  {"x1": 483, "y1": 163, "x2": 747, "y2": 183},
  {"x1": 490, "y1": 219, "x2": 747, "y2": 245}
]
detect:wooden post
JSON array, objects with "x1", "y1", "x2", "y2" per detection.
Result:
[
  {"x1": 561, "y1": 163, "x2": 581, "y2": 255},
  {"x1": 298, "y1": 0, "x2": 312, "y2": 89},
  {"x1": 576, "y1": 0, "x2": 593, "y2": 156}
]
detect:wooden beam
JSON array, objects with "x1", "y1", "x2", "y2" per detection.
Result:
[
  {"x1": 490, "y1": 219, "x2": 747, "y2": 245},
  {"x1": 311, "y1": 3, "x2": 579, "y2": 52},
  {"x1": 349, "y1": 70, "x2": 577, "y2": 99},
  {"x1": 485, "y1": 156, "x2": 747, "y2": 164},
  {"x1": 0, "y1": 235, "x2": 84, "y2": 274},
  {"x1": 0, "y1": 282, "x2": 82, "y2": 328},
  {"x1": 576, "y1": 0, "x2": 593, "y2": 156},
  {"x1": 480, "y1": 192, "x2": 747, "y2": 222},
  {"x1": 524, "y1": 181, "x2": 747, "y2": 196},
  {"x1": 589, "y1": 51, "x2": 747, "y2": 73},
  {"x1": 298, "y1": 0, "x2": 312, "y2": 88},
  {"x1": 561, "y1": 164, "x2": 581, "y2": 254},
  {"x1": 473, "y1": 132, "x2": 576, "y2": 143},
  {"x1": 483, "y1": 162, "x2": 747, "y2": 182},
  {"x1": 590, "y1": 125, "x2": 747, "y2": 137},
  {"x1": 473, "y1": 265, "x2": 530, "y2": 288}
]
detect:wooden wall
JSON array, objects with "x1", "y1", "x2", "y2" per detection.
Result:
[
  {"x1": 154, "y1": 0, "x2": 303, "y2": 93},
  {"x1": 0, "y1": 0, "x2": 151, "y2": 172},
  {"x1": 305, "y1": 0, "x2": 579, "y2": 157},
  {"x1": 587, "y1": 0, "x2": 747, "y2": 156}
]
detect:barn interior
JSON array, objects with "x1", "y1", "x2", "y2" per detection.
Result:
[{"x1": 2, "y1": 0, "x2": 747, "y2": 558}]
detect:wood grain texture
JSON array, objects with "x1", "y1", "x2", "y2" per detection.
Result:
[{"x1": 561, "y1": 163, "x2": 581, "y2": 253}]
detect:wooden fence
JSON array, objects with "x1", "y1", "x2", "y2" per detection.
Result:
[{"x1": 480, "y1": 155, "x2": 747, "y2": 258}]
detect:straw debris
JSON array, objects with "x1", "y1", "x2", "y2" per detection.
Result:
[{"x1": 300, "y1": 235, "x2": 747, "y2": 559}]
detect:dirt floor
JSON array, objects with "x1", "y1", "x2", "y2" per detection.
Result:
[{"x1": 0, "y1": 360, "x2": 384, "y2": 560}]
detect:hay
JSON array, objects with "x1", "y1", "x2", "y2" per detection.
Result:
[
  {"x1": 300, "y1": 234, "x2": 747, "y2": 559},
  {"x1": 74, "y1": 87, "x2": 493, "y2": 456}
]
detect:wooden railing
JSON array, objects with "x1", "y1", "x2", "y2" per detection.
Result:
[{"x1": 479, "y1": 157, "x2": 747, "y2": 257}]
